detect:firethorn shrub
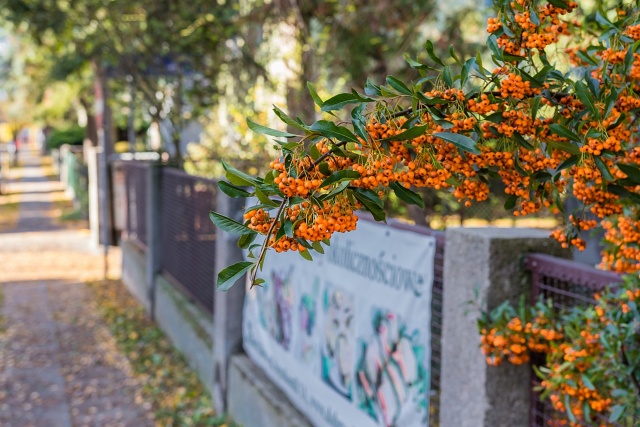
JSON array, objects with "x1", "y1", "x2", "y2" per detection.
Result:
[{"x1": 210, "y1": 0, "x2": 640, "y2": 424}]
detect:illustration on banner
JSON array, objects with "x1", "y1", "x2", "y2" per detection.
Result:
[
  {"x1": 296, "y1": 279, "x2": 320, "y2": 367},
  {"x1": 321, "y1": 285, "x2": 355, "y2": 399},
  {"x1": 256, "y1": 267, "x2": 294, "y2": 351},
  {"x1": 356, "y1": 310, "x2": 428, "y2": 427}
]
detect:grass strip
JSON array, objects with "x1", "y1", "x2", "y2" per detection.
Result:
[{"x1": 88, "y1": 280, "x2": 236, "y2": 427}]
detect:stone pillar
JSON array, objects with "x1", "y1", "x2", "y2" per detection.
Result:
[
  {"x1": 86, "y1": 146, "x2": 100, "y2": 250},
  {"x1": 439, "y1": 228, "x2": 565, "y2": 427},
  {"x1": 146, "y1": 163, "x2": 162, "y2": 320},
  {"x1": 212, "y1": 192, "x2": 246, "y2": 413}
]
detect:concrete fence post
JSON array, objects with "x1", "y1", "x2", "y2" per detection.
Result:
[
  {"x1": 59, "y1": 144, "x2": 70, "y2": 191},
  {"x1": 439, "y1": 228, "x2": 565, "y2": 427},
  {"x1": 212, "y1": 192, "x2": 246, "y2": 413},
  {"x1": 145, "y1": 163, "x2": 162, "y2": 320},
  {"x1": 86, "y1": 146, "x2": 100, "y2": 250}
]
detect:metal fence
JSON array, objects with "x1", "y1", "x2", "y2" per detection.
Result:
[
  {"x1": 524, "y1": 254, "x2": 622, "y2": 427},
  {"x1": 121, "y1": 161, "x2": 149, "y2": 247},
  {"x1": 160, "y1": 168, "x2": 217, "y2": 315},
  {"x1": 389, "y1": 220, "x2": 444, "y2": 426},
  {"x1": 64, "y1": 148, "x2": 89, "y2": 217}
]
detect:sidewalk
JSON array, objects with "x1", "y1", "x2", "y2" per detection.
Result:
[{"x1": 0, "y1": 148, "x2": 154, "y2": 427}]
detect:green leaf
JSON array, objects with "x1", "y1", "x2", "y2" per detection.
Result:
[
  {"x1": 609, "y1": 404, "x2": 626, "y2": 422},
  {"x1": 433, "y1": 132, "x2": 481, "y2": 155},
  {"x1": 222, "y1": 160, "x2": 261, "y2": 186},
  {"x1": 386, "y1": 75, "x2": 412, "y2": 95},
  {"x1": 460, "y1": 57, "x2": 476, "y2": 87},
  {"x1": 487, "y1": 35, "x2": 503, "y2": 61},
  {"x1": 449, "y1": 45, "x2": 462, "y2": 66},
  {"x1": 353, "y1": 190, "x2": 386, "y2": 222},
  {"x1": 321, "y1": 93, "x2": 360, "y2": 112},
  {"x1": 555, "y1": 155, "x2": 579, "y2": 173},
  {"x1": 247, "y1": 118, "x2": 298, "y2": 138},
  {"x1": 319, "y1": 170, "x2": 361, "y2": 188},
  {"x1": 442, "y1": 66, "x2": 453, "y2": 87},
  {"x1": 299, "y1": 249, "x2": 313, "y2": 261},
  {"x1": 547, "y1": 141, "x2": 581, "y2": 156},
  {"x1": 617, "y1": 163, "x2": 640, "y2": 184},
  {"x1": 351, "y1": 103, "x2": 368, "y2": 142},
  {"x1": 594, "y1": 156, "x2": 614, "y2": 181},
  {"x1": 364, "y1": 78, "x2": 381, "y2": 97},
  {"x1": 380, "y1": 124, "x2": 428, "y2": 142},
  {"x1": 549, "y1": 124, "x2": 581, "y2": 142},
  {"x1": 513, "y1": 132, "x2": 534, "y2": 150},
  {"x1": 209, "y1": 211, "x2": 257, "y2": 236},
  {"x1": 581, "y1": 374, "x2": 595, "y2": 391},
  {"x1": 531, "y1": 96, "x2": 542, "y2": 120},
  {"x1": 425, "y1": 40, "x2": 445, "y2": 66},
  {"x1": 404, "y1": 53, "x2": 427, "y2": 69},
  {"x1": 318, "y1": 180, "x2": 350, "y2": 201},
  {"x1": 283, "y1": 219, "x2": 294, "y2": 238},
  {"x1": 273, "y1": 105, "x2": 308, "y2": 131},
  {"x1": 307, "y1": 82, "x2": 323, "y2": 107},
  {"x1": 595, "y1": 10, "x2": 616, "y2": 29},
  {"x1": 254, "y1": 187, "x2": 279, "y2": 208},
  {"x1": 504, "y1": 195, "x2": 517, "y2": 210},
  {"x1": 352, "y1": 187, "x2": 384, "y2": 207},
  {"x1": 309, "y1": 120, "x2": 358, "y2": 142},
  {"x1": 238, "y1": 232, "x2": 257, "y2": 249},
  {"x1": 574, "y1": 81, "x2": 599, "y2": 118},
  {"x1": 576, "y1": 50, "x2": 598, "y2": 66},
  {"x1": 389, "y1": 182, "x2": 425, "y2": 208},
  {"x1": 547, "y1": 0, "x2": 570, "y2": 9},
  {"x1": 564, "y1": 394, "x2": 577, "y2": 423},
  {"x1": 311, "y1": 241, "x2": 325, "y2": 254},
  {"x1": 217, "y1": 261, "x2": 254, "y2": 291},
  {"x1": 218, "y1": 181, "x2": 251, "y2": 198}
]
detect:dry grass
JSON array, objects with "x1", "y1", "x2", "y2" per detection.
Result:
[
  {"x1": 50, "y1": 198, "x2": 89, "y2": 229},
  {"x1": 88, "y1": 280, "x2": 237, "y2": 427},
  {"x1": 0, "y1": 201, "x2": 20, "y2": 231}
]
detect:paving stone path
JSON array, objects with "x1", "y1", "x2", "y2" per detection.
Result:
[{"x1": 0, "y1": 148, "x2": 154, "y2": 427}]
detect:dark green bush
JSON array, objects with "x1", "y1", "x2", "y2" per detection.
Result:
[{"x1": 47, "y1": 126, "x2": 85, "y2": 149}]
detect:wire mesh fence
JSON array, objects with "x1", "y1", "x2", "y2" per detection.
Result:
[
  {"x1": 524, "y1": 254, "x2": 623, "y2": 427},
  {"x1": 160, "y1": 168, "x2": 217, "y2": 315},
  {"x1": 121, "y1": 162, "x2": 149, "y2": 247}
]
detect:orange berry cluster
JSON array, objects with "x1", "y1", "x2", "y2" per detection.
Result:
[
  {"x1": 497, "y1": 73, "x2": 542, "y2": 99},
  {"x1": 480, "y1": 316, "x2": 563, "y2": 367},
  {"x1": 626, "y1": 23, "x2": 640, "y2": 40},
  {"x1": 293, "y1": 198, "x2": 358, "y2": 242},
  {"x1": 270, "y1": 140, "x2": 353, "y2": 198},
  {"x1": 244, "y1": 197, "x2": 359, "y2": 254},
  {"x1": 600, "y1": 214, "x2": 640, "y2": 273},
  {"x1": 467, "y1": 94, "x2": 500, "y2": 114},
  {"x1": 488, "y1": 0, "x2": 576, "y2": 56}
]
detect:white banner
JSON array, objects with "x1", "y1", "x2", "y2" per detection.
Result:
[{"x1": 243, "y1": 219, "x2": 436, "y2": 427}]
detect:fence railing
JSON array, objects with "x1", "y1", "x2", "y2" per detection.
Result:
[
  {"x1": 525, "y1": 254, "x2": 623, "y2": 427},
  {"x1": 160, "y1": 168, "x2": 217, "y2": 315},
  {"x1": 120, "y1": 161, "x2": 149, "y2": 248},
  {"x1": 113, "y1": 162, "x2": 446, "y2": 421}
]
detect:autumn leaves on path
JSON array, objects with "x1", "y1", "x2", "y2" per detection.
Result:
[{"x1": 0, "y1": 149, "x2": 152, "y2": 427}]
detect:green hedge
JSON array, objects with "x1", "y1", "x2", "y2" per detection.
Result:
[{"x1": 47, "y1": 126, "x2": 85, "y2": 149}]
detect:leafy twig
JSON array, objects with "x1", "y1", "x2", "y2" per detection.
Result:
[{"x1": 249, "y1": 198, "x2": 287, "y2": 287}]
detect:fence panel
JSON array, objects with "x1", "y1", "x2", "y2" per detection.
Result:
[
  {"x1": 388, "y1": 221, "x2": 444, "y2": 426},
  {"x1": 160, "y1": 168, "x2": 217, "y2": 315},
  {"x1": 525, "y1": 254, "x2": 622, "y2": 427},
  {"x1": 122, "y1": 162, "x2": 149, "y2": 247}
]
